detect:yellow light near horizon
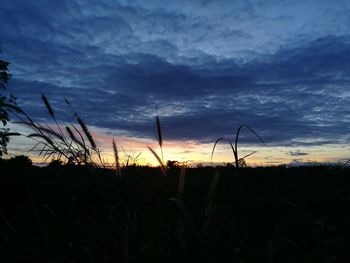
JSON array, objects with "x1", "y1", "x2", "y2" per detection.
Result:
[{"x1": 5, "y1": 123, "x2": 350, "y2": 167}]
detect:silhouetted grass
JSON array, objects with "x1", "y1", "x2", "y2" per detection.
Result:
[
  {"x1": 211, "y1": 124, "x2": 265, "y2": 169},
  {"x1": 2, "y1": 96, "x2": 350, "y2": 263},
  {"x1": 1, "y1": 160, "x2": 350, "y2": 263},
  {"x1": 9, "y1": 95, "x2": 104, "y2": 166},
  {"x1": 112, "y1": 138, "x2": 121, "y2": 177}
]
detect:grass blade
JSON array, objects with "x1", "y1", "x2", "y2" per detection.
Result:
[
  {"x1": 234, "y1": 124, "x2": 265, "y2": 168},
  {"x1": 112, "y1": 139, "x2": 121, "y2": 177},
  {"x1": 211, "y1": 137, "x2": 236, "y2": 162},
  {"x1": 178, "y1": 164, "x2": 186, "y2": 198},
  {"x1": 147, "y1": 146, "x2": 167, "y2": 176}
]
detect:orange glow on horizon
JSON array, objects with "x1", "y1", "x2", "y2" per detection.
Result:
[{"x1": 5, "y1": 123, "x2": 350, "y2": 167}]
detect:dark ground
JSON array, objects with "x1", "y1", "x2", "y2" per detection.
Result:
[{"x1": 1, "y1": 159, "x2": 350, "y2": 263}]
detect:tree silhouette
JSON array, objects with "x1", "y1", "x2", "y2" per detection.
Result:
[
  {"x1": 0, "y1": 48, "x2": 17, "y2": 157},
  {"x1": 167, "y1": 160, "x2": 180, "y2": 169}
]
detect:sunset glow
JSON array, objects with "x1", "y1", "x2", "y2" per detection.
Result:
[
  {"x1": 6, "y1": 122, "x2": 349, "y2": 167},
  {"x1": 1, "y1": 0, "x2": 350, "y2": 166}
]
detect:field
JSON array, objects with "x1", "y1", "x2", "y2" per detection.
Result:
[{"x1": 1, "y1": 160, "x2": 350, "y2": 263}]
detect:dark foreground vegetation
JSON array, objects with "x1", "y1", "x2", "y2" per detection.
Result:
[{"x1": 1, "y1": 159, "x2": 350, "y2": 263}]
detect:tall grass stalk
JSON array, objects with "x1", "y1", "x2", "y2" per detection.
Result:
[
  {"x1": 155, "y1": 116, "x2": 164, "y2": 163},
  {"x1": 178, "y1": 164, "x2": 186, "y2": 198},
  {"x1": 76, "y1": 117, "x2": 96, "y2": 149},
  {"x1": 41, "y1": 94, "x2": 70, "y2": 150},
  {"x1": 207, "y1": 169, "x2": 220, "y2": 203},
  {"x1": 112, "y1": 139, "x2": 121, "y2": 177},
  {"x1": 41, "y1": 94, "x2": 55, "y2": 118},
  {"x1": 202, "y1": 169, "x2": 221, "y2": 236},
  {"x1": 76, "y1": 116, "x2": 103, "y2": 166},
  {"x1": 169, "y1": 197, "x2": 212, "y2": 262},
  {"x1": 148, "y1": 115, "x2": 167, "y2": 176},
  {"x1": 148, "y1": 146, "x2": 167, "y2": 176}
]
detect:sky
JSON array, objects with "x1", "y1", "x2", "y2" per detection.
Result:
[{"x1": 1, "y1": 0, "x2": 350, "y2": 166}]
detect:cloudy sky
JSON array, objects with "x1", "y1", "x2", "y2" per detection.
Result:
[{"x1": 1, "y1": 0, "x2": 350, "y2": 165}]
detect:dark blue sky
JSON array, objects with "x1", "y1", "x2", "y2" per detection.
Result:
[{"x1": 1, "y1": 0, "x2": 350, "y2": 164}]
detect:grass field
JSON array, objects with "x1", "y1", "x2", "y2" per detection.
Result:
[{"x1": 1, "y1": 159, "x2": 350, "y2": 263}]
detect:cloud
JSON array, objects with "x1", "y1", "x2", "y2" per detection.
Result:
[
  {"x1": 288, "y1": 150, "x2": 309, "y2": 157},
  {"x1": 1, "y1": 0, "x2": 350, "y2": 151}
]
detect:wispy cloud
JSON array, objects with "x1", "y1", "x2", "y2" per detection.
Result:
[{"x1": 288, "y1": 150, "x2": 309, "y2": 157}]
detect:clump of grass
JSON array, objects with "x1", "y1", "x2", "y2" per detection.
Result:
[
  {"x1": 11, "y1": 94, "x2": 103, "y2": 166},
  {"x1": 211, "y1": 124, "x2": 265, "y2": 168},
  {"x1": 123, "y1": 151, "x2": 141, "y2": 167}
]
